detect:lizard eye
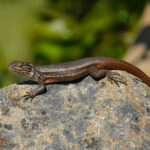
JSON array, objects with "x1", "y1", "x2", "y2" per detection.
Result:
[
  {"x1": 21, "y1": 65, "x2": 31, "y2": 72},
  {"x1": 19, "y1": 64, "x2": 23, "y2": 67},
  {"x1": 27, "y1": 67, "x2": 31, "y2": 72},
  {"x1": 25, "y1": 66, "x2": 31, "y2": 72},
  {"x1": 16, "y1": 63, "x2": 22, "y2": 68}
]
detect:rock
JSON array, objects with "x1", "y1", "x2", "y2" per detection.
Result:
[{"x1": 0, "y1": 71, "x2": 150, "y2": 150}]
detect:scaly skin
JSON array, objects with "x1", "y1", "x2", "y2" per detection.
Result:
[{"x1": 8, "y1": 57, "x2": 150, "y2": 99}]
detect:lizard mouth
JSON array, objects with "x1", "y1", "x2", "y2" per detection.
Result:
[
  {"x1": 8, "y1": 63, "x2": 14, "y2": 71},
  {"x1": 8, "y1": 61, "x2": 18, "y2": 72}
]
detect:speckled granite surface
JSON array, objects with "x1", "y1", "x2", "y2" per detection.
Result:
[{"x1": 0, "y1": 71, "x2": 150, "y2": 150}]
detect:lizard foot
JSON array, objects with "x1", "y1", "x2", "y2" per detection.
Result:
[
  {"x1": 106, "y1": 71, "x2": 127, "y2": 86},
  {"x1": 23, "y1": 91, "x2": 36, "y2": 101}
]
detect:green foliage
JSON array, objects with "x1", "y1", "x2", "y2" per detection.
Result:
[{"x1": 0, "y1": 0, "x2": 148, "y2": 87}]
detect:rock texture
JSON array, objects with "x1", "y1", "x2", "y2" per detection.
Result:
[{"x1": 0, "y1": 71, "x2": 150, "y2": 150}]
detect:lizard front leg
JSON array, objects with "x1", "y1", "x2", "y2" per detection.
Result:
[{"x1": 24, "y1": 82, "x2": 47, "y2": 100}]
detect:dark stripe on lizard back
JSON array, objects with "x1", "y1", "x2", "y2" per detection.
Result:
[
  {"x1": 35, "y1": 57, "x2": 116, "y2": 77},
  {"x1": 35, "y1": 57, "x2": 103, "y2": 71}
]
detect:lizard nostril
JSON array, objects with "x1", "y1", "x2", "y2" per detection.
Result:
[{"x1": 8, "y1": 63, "x2": 13, "y2": 71}]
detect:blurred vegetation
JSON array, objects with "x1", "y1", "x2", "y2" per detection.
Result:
[{"x1": 0, "y1": 0, "x2": 148, "y2": 87}]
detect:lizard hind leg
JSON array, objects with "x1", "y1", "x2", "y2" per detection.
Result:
[
  {"x1": 88, "y1": 66, "x2": 127, "y2": 86},
  {"x1": 88, "y1": 66, "x2": 108, "y2": 79}
]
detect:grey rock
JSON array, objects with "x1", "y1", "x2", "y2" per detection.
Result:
[{"x1": 0, "y1": 71, "x2": 150, "y2": 150}]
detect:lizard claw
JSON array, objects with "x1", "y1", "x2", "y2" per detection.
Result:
[
  {"x1": 23, "y1": 91, "x2": 35, "y2": 101},
  {"x1": 106, "y1": 71, "x2": 127, "y2": 86},
  {"x1": 23, "y1": 85, "x2": 46, "y2": 102}
]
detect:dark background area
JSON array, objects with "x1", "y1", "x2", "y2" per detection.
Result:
[{"x1": 0, "y1": 0, "x2": 148, "y2": 87}]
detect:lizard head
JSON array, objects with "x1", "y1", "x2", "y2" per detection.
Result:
[{"x1": 8, "y1": 61, "x2": 35, "y2": 80}]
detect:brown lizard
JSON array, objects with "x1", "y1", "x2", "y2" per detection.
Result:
[{"x1": 9, "y1": 57, "x2": 150, "y2": 99}]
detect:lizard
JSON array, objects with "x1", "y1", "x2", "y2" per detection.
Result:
[{"x1": 8, "y1": 57, "x2": 150, "y2": 99}]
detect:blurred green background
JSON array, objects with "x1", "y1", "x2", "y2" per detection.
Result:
[{"x1": 0, "y1": 0, "x2": 148, "y2": 87}]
